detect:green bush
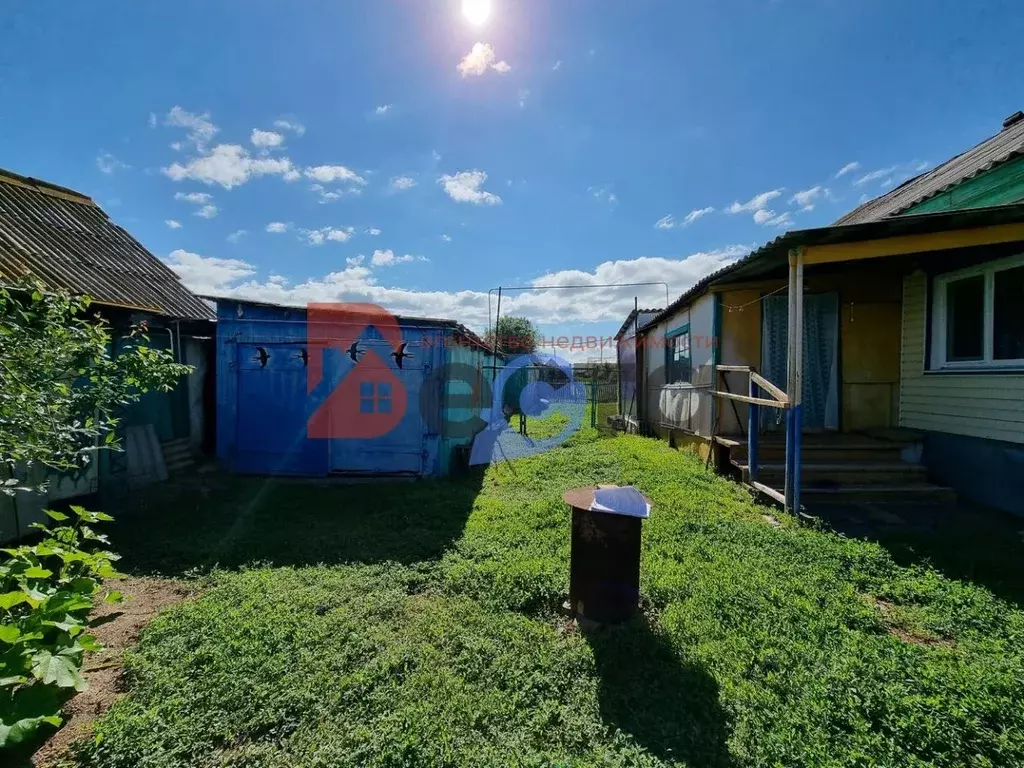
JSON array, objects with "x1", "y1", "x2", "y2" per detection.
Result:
[{"x1": 0, "y1": 506, "x2": 121, "y2": 748}]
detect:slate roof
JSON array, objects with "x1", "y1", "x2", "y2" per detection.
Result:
[
  {"x1": 0, "y1": 168, "x2": 214, "y2": 321},
  {"x1": 836, "y1": 112, "x2": 1024, "y2": 225}
]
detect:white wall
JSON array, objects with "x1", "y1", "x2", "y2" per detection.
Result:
[{"x1": 643, "y1": 294, "x2": 715, "y2": 436}]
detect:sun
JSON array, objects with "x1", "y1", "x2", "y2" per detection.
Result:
[{"x1": 461, "y1": 0, "x2": 491, "y2": 26}]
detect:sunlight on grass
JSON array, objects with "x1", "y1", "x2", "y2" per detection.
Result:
[{"x1": 77, "y1": 434, "x2": 1024, "y2": 767}]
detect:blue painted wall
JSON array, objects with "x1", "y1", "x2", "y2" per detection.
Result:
[
  {"x1": 216, "y1": 300, "x2": 490, "y2": 477},
  {"x1": 923, "y1": 431, "x2": 1024, "y2": 516}
]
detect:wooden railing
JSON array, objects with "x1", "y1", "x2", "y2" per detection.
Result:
[{"x1": 713, "y1": 365, "x2": 797, "y2": 511}]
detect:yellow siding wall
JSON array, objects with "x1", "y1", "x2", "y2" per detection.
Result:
[{"x1": 900, "y1": 271, "x2": 1024, "y2": 444}]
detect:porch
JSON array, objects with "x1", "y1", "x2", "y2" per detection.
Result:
[{"x1": 706, "y1": 204, "x2": 1024, "y2": 514}]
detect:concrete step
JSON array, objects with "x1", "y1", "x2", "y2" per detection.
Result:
[
  {"x1": 161, "y1": 439, "x2": 195, "y2": 474},
  {"x1": 734, "y1": 461, "x2": 927, "y2": 486}
]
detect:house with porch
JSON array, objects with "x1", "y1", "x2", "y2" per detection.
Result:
[
  {"x1": 0, "y1": 167, "x2": 215, "y2": 537},
  {"x1": 630, "y1": 113, "x2": 1024, "y2": 516}
]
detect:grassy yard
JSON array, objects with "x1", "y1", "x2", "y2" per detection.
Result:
[{"x1": 69, "y1": 427, "x2": 1024, "y2": 767}]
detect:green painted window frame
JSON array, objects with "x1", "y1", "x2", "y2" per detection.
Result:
[{"x1": 665, "y1": 324, "x2": 691, "y2": 384}]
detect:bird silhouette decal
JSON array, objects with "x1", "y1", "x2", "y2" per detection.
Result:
[
  {"x1": 391, "y1": 342, "x2": 413, "y2": 369},
  {"x1": 346, "y1": 341, "x2": 365, "y2": 363},
  {"x1": 254, "y1": 347, "x2": 270, "y2": 368}
]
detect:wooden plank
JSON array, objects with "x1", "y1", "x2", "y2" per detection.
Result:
[
  {"x1": 713, "y1": 391, "x2": 790, "y2": 408},
  {"x1": 804, "y1": 222, "x2": 1024, "y2": 265},
  {"x1": 751, "y1": 481, "x2": 786, "y2": 504},
  {"x1": 750, "y1": 372, "x2": 789, "y2": 404},
  {"x1": 715, "y1": 364, "x2": 753, "y2": 372}
]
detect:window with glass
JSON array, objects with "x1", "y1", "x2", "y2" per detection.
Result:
[
  {"x1": 665, "y1": 326, "x2": 691, "y2": 384},
  {"x1": 931, "y1": 255, "x2": 1024, "y2": 369}
]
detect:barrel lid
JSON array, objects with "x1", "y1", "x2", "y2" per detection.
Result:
[{"x1": 562, "y1": 485, "x2": 652, "y2": 518}]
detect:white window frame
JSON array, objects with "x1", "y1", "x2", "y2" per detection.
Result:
[{"x1": 930, "y1": 252, "x2": 1024, "y2": 371}]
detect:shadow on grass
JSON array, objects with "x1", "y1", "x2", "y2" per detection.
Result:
[
  {"x1": 584, "y1": 616, "x2": 733, "y2": 767},
  {"x1": 812, "y1": 501, "x2": 1024, "y2": 609},
  {"x1": 103, "y1": 468, "x2": 485, "y2": 577}
]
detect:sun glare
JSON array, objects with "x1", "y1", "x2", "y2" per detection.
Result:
[{"x1": 462, "y1": 0, "x2": 491, "y2": 26}]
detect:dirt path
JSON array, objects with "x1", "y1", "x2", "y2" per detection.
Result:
[{"x1": 30, "y1": 577, "x2": 194, "y2": 767}]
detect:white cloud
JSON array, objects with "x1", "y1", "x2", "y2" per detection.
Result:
[
  {"x1": 266, "y1": 221, "x2": 289, "y2": 233},
  {"x1": 457, "y1": 42, "x2": 511, "y2": 77},
  {"x1": 175, "y1": 191, "x2": 213, "y2": 204},
  {"x1": 365, "y1": 227, "x2": 382, "y2": 236},
  {"x1": 251, "y1": 129, "x2": 284, "y2": 149},
  {"x1": 589, "y1": 186, "x2": 618, "y2": 206},
  {"x1": 170, "y1": 142, "x2": 183, "y2": 152},
  {"x1": 301, "y1": 226, "x2": 355, "y2": 245},
  {"x1": 165, "y1": 244, "x2": 751, "y2": 332},
  {"x1": 165, "y1": 219, "x2": 182, "y2": 229},
  {"x1": 518, "y1": 88, "x2": 530, "y2": 108},
  {"x1": 148, "y1": 112, "x2": 158, "y2": 128},
  {"x1": 683, "y1": 206, "x2": 715, "y2": 225},
  {"x1": 789, "y1": 186, "x2": 826, "y2": 211},
  {"x1": 914, "y1": 161, "x2": 930, "y2": 172},
  {"x1": 163, "y1": 249, "x2": 255, "y2": 294},
  {"x1": 727, "y1": 189, "x2": 784, "y2": 214},
  {"x1": 654, "y1": 206, "x2": 715, "y2": 230},
  {"x1": 96, "y1": 152, "x2": 128, "y2": 175},
  {"x1": 553, "y1": 60, "x2": 562, "y2": 71},
  {"x1": 752, "y1": 209, "x2": 793, "y2": 228},
  {"x1": 194, "y1": 204, "x2": 218, "y2": 219},
  {"x1": 432, "y1": 149, "x2": 442, "y2": 162},
  {"x1": 835, "y1": 161, "x2": 860, "y2": 178},
  {"x1": 164, "y1": 106, "x2": 219, "y2": 150},
  {"x1": 441, "y1": 234, "x2": 453, "y2": 243},
  {"x1": 375, "y1": 104, "x2": 391, "y2": 115},
  {"x1": 390, "y1": 175, "x2": 417, "y2": 190},
  {"x1": 371, "y1": 249, "x2": 418, "y2": 267},
  {"x1": 304, "y1": 164, "x2": 367, "y2": 186},
  {"x1": 439, "y1": 170, "x2": 502, "y2": 205},
  {"x1": 273, "y1": 119, "x2": 305, "y2": 136},
  {"x1": 880, "y1": 178, "x2": 894, "y2": 189},
  {"x1": 310, "y1": 183, "x2": 358, "y2": 203},
  {"x1": 227, "y1": 229, "x2": 247, "y2": 243},
  {"x1": 346, "y1": 255, "x2": 365, "y2": 266},
  {"x1": 854, "y1": 166, "x2": 898, "y2": 186},
  {"x1": 283, "y1": 168, "x2": 301, "y2": 182},
  {"x1": 163, "y1": 144, "x2": 297, "y2": 189}
]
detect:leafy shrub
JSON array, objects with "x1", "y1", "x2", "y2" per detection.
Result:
[{"x1": 0, "y1": 506, "x2": 121, "y2": 748}]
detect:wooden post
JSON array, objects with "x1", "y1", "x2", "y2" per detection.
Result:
[
  {"x1": 747, "y1": 375, "x2": 759, "y2": 483},
  {"x1": 784, "y1": 248, "x2": 804, "y2": 514},
  {"x1": 784, "y1": 252, "x2": 797, "y2": 512}
]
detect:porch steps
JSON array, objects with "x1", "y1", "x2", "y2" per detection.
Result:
[
  {"x1": 161, "y1": 438, "x2": 195, "y2": 475},
  {"x1": 720, "y1": 433, "x2": 956, "y2": 506}
]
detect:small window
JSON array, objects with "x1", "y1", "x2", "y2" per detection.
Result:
[
  {"x1": 945, "y1": 275, "x2": 984, "y2": 361},
  {"x1": 931, "y1": 255, "x2": 1024, "y2": 370},
  {"x1": 994, "y1": 264, "x2": 1024, "y2": 361},
  {"x1": 665, "y1": 327, "x2": 691, "y2": 384}
]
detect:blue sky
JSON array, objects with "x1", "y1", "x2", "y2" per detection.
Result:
[{"x1": 3, "y1": 0, "x2": 1023, "y2": 358}]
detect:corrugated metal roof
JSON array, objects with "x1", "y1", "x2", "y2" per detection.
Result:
[
  {"x1": 0, "y1": 168, "x2": 214, "y2": 321},
  {"x1": 613, "y1": 308, "x2": 662, "y2": 340},
  {"x1": 641, "y1": 202, "x2": 1024, "y2": 332},
  {"x1": 836, "y1": 114, "x2": 1024, "y2": 225}
]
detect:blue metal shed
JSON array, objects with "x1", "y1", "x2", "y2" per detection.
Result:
[{"x1": 214, "y1": 298, "x2": 498, "y2": 477}]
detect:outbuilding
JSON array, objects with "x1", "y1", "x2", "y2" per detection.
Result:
[{"x1": 213, "y1": 297, "x2": 499, "y2": 477}]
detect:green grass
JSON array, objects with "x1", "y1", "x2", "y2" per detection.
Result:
[{"x1": 73, "y1": 432, "x2": 1024, "y2": 767}]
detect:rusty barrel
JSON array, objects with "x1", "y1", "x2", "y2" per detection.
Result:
[{"x1": 563, "y1": 485, "x2": 651, "y2": 625}]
